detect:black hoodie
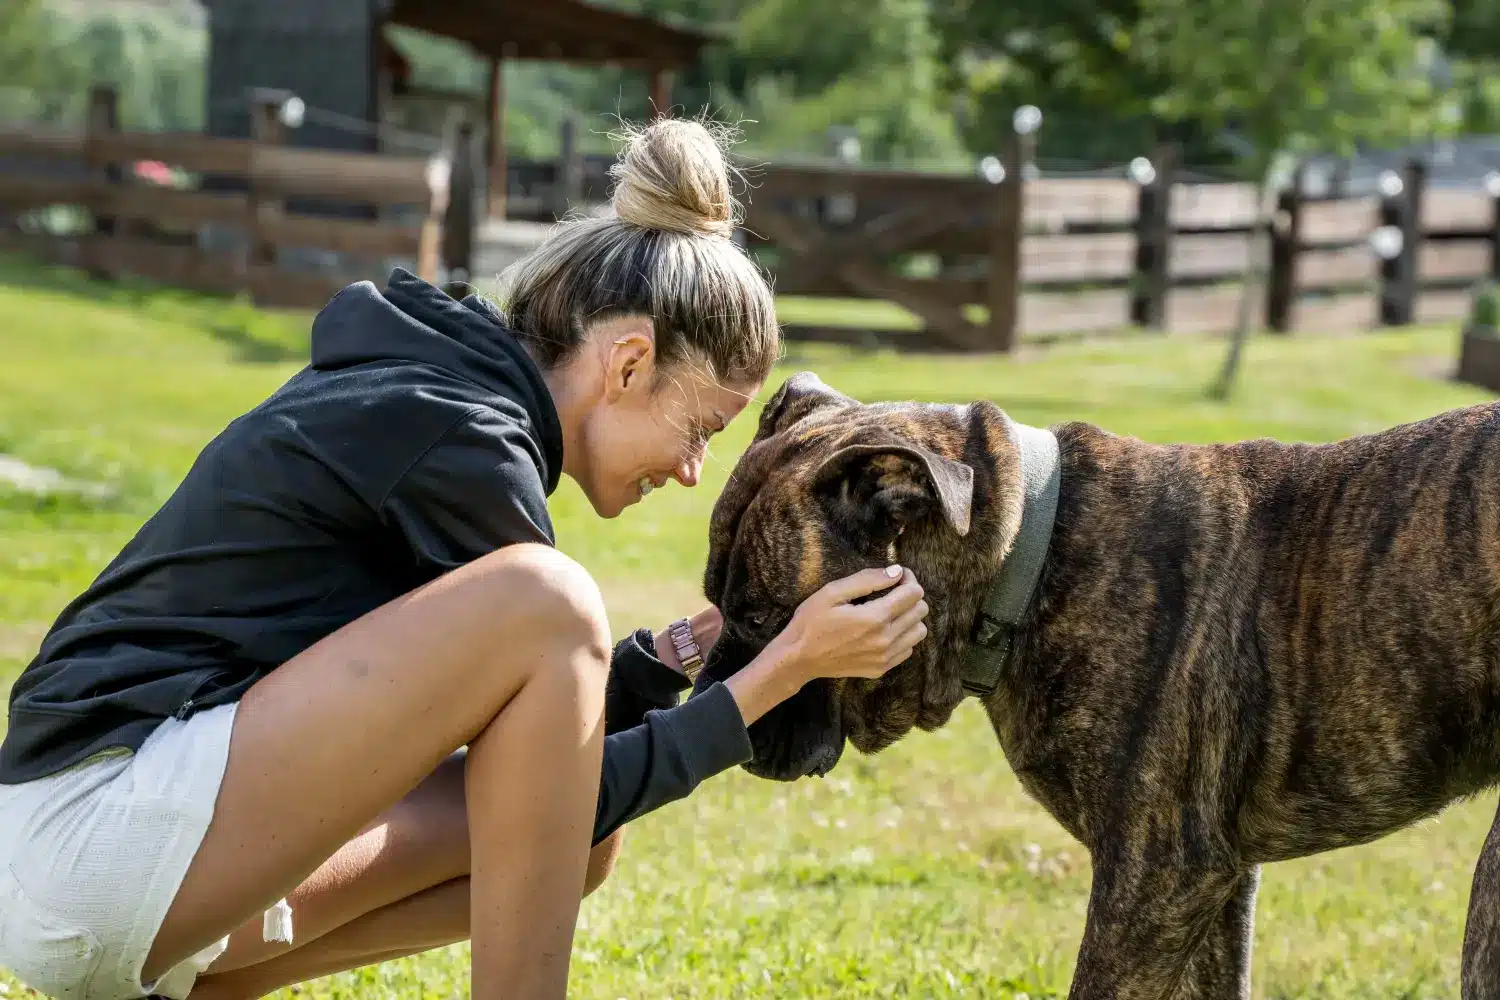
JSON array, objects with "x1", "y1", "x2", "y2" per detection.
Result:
[{"x1": 0, "y1": 268, "x2": 752, "y2": 843}]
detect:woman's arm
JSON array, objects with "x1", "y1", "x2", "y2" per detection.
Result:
[
  {"x1": 590, "y1": 566, "x2": 926, "y2": 845},
  {"x1": 592, "y1": 636, "x2": 750, "y2": 844}
]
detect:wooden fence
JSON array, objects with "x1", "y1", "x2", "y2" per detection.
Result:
[
  {"x1": 734, "y1": 142, "x2": 1500, "y2": 352},
  {"x1": 0, "y1": 87, "x2": 476, "y2": 311}
]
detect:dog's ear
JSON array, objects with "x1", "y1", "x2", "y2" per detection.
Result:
[
  {"x1": 814, "y1": 440, "x2": 974, "y2": 538},
  {"x1": 755, "y1": 372, "x2": 851, "y2": 442}
]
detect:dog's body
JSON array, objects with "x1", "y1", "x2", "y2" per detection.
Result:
[{"x1": 694, "y1": 372, "x2": 1500, "y2": 999}]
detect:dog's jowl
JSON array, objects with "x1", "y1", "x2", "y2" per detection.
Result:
[{"x1": 695, "y1": 371, "x2": 1500, "y2": 1000}]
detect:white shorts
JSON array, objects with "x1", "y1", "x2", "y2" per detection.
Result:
[{"x1": 0, "y1": 701, "x2": 287, "y2": 1000}]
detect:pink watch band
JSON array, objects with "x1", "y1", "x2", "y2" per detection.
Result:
[{"x1": 667, "y1": 618, "x2": 703, "y2": 680}]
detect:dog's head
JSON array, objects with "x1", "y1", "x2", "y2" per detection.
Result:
[{"x1": 692, "y1": 372, "x2": 1025, "y2": 781}]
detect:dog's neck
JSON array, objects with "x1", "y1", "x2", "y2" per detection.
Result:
[{"x1": 959, "y1": 417, "x2": 1061, "y2": 698}]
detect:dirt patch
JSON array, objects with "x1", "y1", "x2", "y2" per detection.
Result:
[
  {"x1": 0, "y1": 455, "x2": 113, "y2": 500},
  {"x1": 1409, "y1": 354, "x2": 1462, "y2": 383}
]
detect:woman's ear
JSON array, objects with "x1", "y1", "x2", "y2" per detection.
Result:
[{"x1": 598, "y1": 319, "x2": 655, "y2": 403}]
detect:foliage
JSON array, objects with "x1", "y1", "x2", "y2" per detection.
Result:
[
  {"x1": 929, "y1": 0, "x2": 1485, "y2": 169},
  {"x1": 1135, "y1": 0, "x2": 1452, "y2": 161},
  {"x1": 725, "y1": 0, "x2": 966, "y2": 164},
  {"x1": 0, "y1": 0, "x2": 45, "y2": 90},
  {"x1": 927, "y1": 0, "x2": 1230, "y2": 166},
  {"x1": 0, "y1": 1, "x2": 204, "y2": 132},
  {"x1": 1442, "y1": 0, "x2": 1500, "y2": 129},
  {"x1": 1470, "y1": 280, "x2": 1500, "y2": 331}
]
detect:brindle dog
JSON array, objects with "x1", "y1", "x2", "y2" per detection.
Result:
[{"x1": 691, "y1": 371, "x2": 1500, "y2": 999}]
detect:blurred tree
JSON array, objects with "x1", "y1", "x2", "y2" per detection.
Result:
[
  {"x1": 725, "y1": 0, "x2": 965, "y2": 163},
  {"x1": 1132, "y1": 0, "x2": 1450, "y2": 397},
  {"x1": 0, "y1": 0, "x2": 80, "y2": 124},
  {"x1": 927, "y1": 0, "x2": 1229, "y2": 166},
  {"x1": 1444, "y1": 0, "x2": 1500, "y2": 128},
  {"x1": 0, "y1": 0, "x2": 45, "y2": 87},
  {"x1": 0, "y1": 2, "x2": 203, "y2": 131}
]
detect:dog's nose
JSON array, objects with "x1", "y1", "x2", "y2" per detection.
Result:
[
  {"x1": 803, "y1": 743, "x2": 843, "y2": 778},
  {"x1": 745, "y1": 738, "x2": 844, "y2": 782}
]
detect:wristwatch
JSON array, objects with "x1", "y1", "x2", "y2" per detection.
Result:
[{"x1": 667, "y1": 617, "x2": 704, "y2": 681}]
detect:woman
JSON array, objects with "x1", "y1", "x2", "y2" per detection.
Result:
[{"x1": 0, "y1": 118, "x2": 929, "y2": 1000}]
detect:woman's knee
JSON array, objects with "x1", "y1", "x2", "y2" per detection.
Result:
[{"x1": 473, "y1": 544, "x2": 611, "y2": 676}]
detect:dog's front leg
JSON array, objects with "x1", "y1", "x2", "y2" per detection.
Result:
[
  {"x1": 1462, "y1": 796, "x2": 1500, "y2": 999},
  {"x1": 1067, "y1": 844, "x2": 1243, "y2": 1000},
  {"x1": 1170, "y1": 865, "x2": 1258, "y2": 1000}
]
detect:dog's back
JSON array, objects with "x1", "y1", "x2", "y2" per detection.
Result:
[{"x1": 1009, "y1": 401, "x2": 1500, "y2": 862}]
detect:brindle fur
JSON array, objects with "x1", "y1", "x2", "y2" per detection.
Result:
[{"x1": 692, "y1": 371, "x2": 1500, "y2": 999}]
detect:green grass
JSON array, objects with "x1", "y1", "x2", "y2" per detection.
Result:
[{"x1": 2, "y1": 252, "x2": 1498, "y2": 998}]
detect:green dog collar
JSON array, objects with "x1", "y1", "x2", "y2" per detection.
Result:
[{"x1": 960, "y1": 419, "x2": 1060, "y2": 698}]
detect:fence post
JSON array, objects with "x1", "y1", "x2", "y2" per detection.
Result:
[
  {"x1": 84, "y1": 85, "x2": 120, "y2": 281},
  {"x1": 485, "y1": 55, "x2": 508, "y2": 220},
  {"x1": 246, "y1": 94, "x2": 287, "y2": 305},
  {"x1": 1266, "y1": 163, "x2": 1305, "y2": 333},
  {"x1": 441, "y1": 117, "x2": 476, "y2": 288},
  {"x1": 1381, "y1": 158, "x2": 1425, "y2": 325},
  {"x1": 985, "y1": 124, "x2": 1034, "y2": 352},
  {"x1": 1489, "y1": 173, "x2": 1500, "y2": 282},
  {"x1": 1132, "y1": 142, "x2": 1177, "y2": 329},
  {"x1": 552, "y1": 115, "x2": 583, "y2": 221}
]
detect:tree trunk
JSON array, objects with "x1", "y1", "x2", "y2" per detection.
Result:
[{"x1": 1208, "y1": 153, "x2": 1286, "y2": 401}]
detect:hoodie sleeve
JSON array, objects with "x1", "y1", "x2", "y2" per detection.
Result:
[{"x1": 597, "y1": 631, "x2": 754, "y2": 842}]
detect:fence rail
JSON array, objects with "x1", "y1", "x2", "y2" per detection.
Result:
[
  {"x1": 0, "y1": 86, "x2": 476, "y2": 311},
  {"x1": 723, "y1": 141, "x2": 1500, "y2": 351}
]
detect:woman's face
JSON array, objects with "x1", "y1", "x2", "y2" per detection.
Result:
[{"x1": 566, "y1": 316, "x2": 761, "y2": 518}]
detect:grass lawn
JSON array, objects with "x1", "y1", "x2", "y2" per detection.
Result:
[{"x1": 2, "y1": 252, "x2": 1498, "y2": 998}]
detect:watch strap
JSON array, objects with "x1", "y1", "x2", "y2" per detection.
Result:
[{"x1": 668, "y1": 617, "x2": 704, "y2": 681}]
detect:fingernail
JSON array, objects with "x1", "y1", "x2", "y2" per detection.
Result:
[{"x1": 885, "y1": 565, "x2": 902, "y2": 578}]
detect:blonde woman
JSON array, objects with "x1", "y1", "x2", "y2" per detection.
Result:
[{"x1": 0, "y1": 118, "x2": 929, "y2": 1000}]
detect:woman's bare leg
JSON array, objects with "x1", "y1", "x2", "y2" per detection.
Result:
[
  {"x1": 142, "y1": 543, "x2": 613, "y2": 1000},
  {"x1": 188, "y1": 878, "x2": 472, "y2": 1000},
  {"x1": 201, "y1": 753, "x2": 472, "y2": 976},
  {"x1": 199, "y1": 749, "x2": 623, "y2": 980},
  {"x1": 189, "y1": 832, "x2": 622, "y2": 999}
]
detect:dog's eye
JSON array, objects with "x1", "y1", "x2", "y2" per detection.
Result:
[{"x1": 745, "y1": 612, "x2": 768, "y2": 630}]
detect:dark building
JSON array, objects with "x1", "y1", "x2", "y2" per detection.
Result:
[{"x1": 204, "y1": 0, "x2": 382, "y2": 155}]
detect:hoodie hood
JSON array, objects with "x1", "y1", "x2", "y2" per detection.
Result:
[{"x1": 309, "y1": 268, "x2": 564, "y2": 492}]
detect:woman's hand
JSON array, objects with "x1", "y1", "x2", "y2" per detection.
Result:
[
  {"x1": 776, "y1": 566, "x2": 928, "y2": 681},
  {"x1": 724, "y1": 565, "x2": 928, "y2": 726}
]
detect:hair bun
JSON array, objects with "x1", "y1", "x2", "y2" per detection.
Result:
[{"x1": 609, "y1": 118, "x2": 739, "y2": 239}]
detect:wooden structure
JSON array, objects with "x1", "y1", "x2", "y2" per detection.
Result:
[
  {"x1": 0, "y1": 86, "x2": 474, "y2": 311},
  {"x1": 206, "y1": 0, "x2": 710, "y2": 222},
  {"x1": 740, "y1": 143, "x2": 1268, "y2": 351},
  {"x1": 732, "y1": 151, "x2": 1500, "y2": 352}
]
